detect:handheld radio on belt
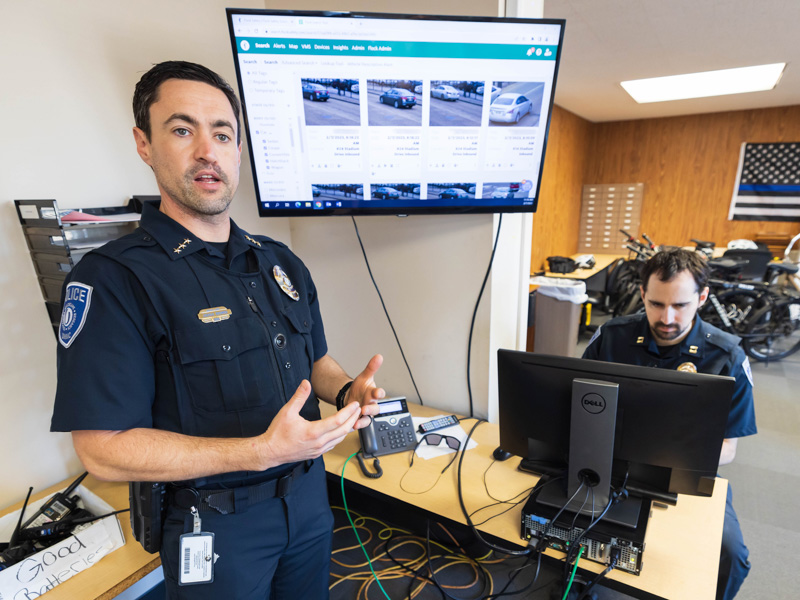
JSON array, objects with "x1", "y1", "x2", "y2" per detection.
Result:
[{"x1": 129, "y1": 481, "x2": 166, "y2": 554}]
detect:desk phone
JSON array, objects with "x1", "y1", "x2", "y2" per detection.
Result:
[{"x1": 359, "y1": 397, "x2": 416, "y2": 457}]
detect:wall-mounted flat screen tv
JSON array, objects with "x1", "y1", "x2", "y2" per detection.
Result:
[{"x1": 226, "y1": 9, "x2": 565, "y2": 217}]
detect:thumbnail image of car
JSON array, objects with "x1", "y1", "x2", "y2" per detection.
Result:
[
  {"x1": 372, "y1": 186, "x2": 401, "y2": 199},
  {"x1": 440, "y1": 188, "x2": 469, "y2": 199},
  {"x1": 311, "y1": 184, "x2": 365, "y2": 202},
  {"x1": 379, "y1": 88, "x2": 416, "y2": 108},
  {"x1": 482, "y1": 182, "x2": 525, "y2": 199},
  {"x1": 491, "y1": 186, "x2": 514, "y2": 199},
  {"x1": 302, "y1": 77, "x2": 361, "y2": 126},
  {"x1": 302, "y1": 83, "x2": 329, "y2": 101},
  {"x1": 489, "y1": 93, "x2": 532, "y2": 123},
  {"x1": 428, "y1": 80, "x2": 481, "y2": 127},
  {"x1": 431, "y1": 85, "x2": 460, "y2": 101}
]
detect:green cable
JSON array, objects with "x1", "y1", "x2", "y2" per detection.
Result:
[
  {"x1": 341, "y1": 451, "x2": 392, "y2": 600},
  {"x1": 561, "y1": 545, "x2": 585, "y2": 600}
]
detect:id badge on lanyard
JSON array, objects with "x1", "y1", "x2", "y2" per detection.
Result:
[{"x1": 179, "y1": 506, "x2": 217, "y2": 585}]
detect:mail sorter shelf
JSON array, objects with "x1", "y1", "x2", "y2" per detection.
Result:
[
  {"x1": 15, "y1": 199, "x2": 141, "y2": 336},
  {"x1": 578, "y1": 183, "x2": 644, "y2": 254}
]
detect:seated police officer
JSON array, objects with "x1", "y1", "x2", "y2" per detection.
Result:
[
  {"x1": 51, "y1": 61, "x2": 385, "y2": 599},
  {"x1": 583, "y1": 248, "x2": 756, "y2": 600}
]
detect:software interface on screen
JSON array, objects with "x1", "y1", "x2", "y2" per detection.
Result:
[{"x1": 228, "y1": 11, "x2": 563, "y2": 214}]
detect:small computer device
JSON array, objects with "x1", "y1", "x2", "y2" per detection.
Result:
[{"x1": 358, "y1": 397, "x2": 416, "y2": 457}]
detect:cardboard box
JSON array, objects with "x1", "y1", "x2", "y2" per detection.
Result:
[{"x1": 0, "y1": 484, "x2": 125, "y2": 599}]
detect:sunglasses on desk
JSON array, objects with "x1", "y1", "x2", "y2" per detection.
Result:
[
  {"x1": 421, "y1": 433, "x2": 461, "y2": 451},
  {"x1": 409, "y1": 433, "x2": 461, "y2": 471}
]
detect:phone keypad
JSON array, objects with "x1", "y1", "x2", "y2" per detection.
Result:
[{"x1": 378, "y1": 419, "x2": 416, "y2": 449}]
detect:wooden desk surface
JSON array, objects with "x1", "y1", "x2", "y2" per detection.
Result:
[
  {"x1": 0, "y1": 476, "x2": 160, "y2": 600},
  {"x1": 323, "y1": 402, "x2": 726, "y2": 600},
  {"x1": 537, "y1": 253, "x2": 626, "y2": 281}
]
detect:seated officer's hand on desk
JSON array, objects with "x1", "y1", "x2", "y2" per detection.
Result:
[
  {"x1": 347, "y1": 354, "x2": 386, "y2": 430},
  {"x1": 259, "y1": 380, "x2": 363, "y2": 466}
]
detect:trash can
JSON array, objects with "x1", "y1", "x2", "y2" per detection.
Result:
[{"x1": 529, "y1": 277, "x2": 588, "y2": 356}]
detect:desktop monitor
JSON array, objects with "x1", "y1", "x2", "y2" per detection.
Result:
[
  {"x1": 226, "y1": 9, "x2": 565, "y2": 216},
  {"x1": 497, "y1": 351, "x2": 734, "y2": 515}
]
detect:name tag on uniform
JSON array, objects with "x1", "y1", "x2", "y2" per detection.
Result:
[
  {"x1": 197, "y1": 306, "x2": 232, "y2": 323},
  {"x1": 179, "y1": 508, "x2": 217, "y2": 586}
]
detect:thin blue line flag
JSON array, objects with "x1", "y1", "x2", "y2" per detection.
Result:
[{"x1": 729, "y1": 142, "x2": 800, "y2": 222}]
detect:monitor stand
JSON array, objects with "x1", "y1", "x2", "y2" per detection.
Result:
[{"x1": 536, "y1": 378, "x2": 642, "y2": 529}]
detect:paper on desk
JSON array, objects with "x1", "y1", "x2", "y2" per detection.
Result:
[{"x1": 411, "y1": 416, "x2": 477, "y2": 460}]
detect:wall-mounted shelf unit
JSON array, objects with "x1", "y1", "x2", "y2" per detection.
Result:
[{"x1": 14, "y1": 199, "x2": 143, "y2": 336}]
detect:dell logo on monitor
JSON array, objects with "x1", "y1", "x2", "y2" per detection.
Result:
[{"x1": 581, "y1": 393, "x2": 606, "y2": 414}]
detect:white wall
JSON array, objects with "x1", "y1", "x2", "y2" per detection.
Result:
[
  {"x1": 0, "y1": 0, "x2": 282, "y2": 509},
  {"x1": 290, "y1": 214, "x2": 497, "y2": 412},
  {"x1": 293, "y1": 211, "x2": 532, "y2": 418},
  {"x1": 0, "y1": 0, "x2": 536, "y2": 508}
]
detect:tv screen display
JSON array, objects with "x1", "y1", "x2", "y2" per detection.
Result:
[{"x1": 226, "y1": 9, "x2": 565, "y2": 216}]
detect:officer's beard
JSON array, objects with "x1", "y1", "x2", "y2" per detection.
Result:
[
  {"x1": 153, "y1": 162, "x2": 237, "y2": 219},
  {"x1": 651, "y1": 321, "x2": 690, "y2": 344}
]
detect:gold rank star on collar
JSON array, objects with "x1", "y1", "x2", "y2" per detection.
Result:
[
  {"x1": 245, "y1": 235, "x2": 262, "y2": 247},
  {"x1": 173, "y1": 238, "x2": 192, "y2": 254}
]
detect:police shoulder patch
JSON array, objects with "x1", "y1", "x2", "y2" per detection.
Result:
[
  {"x1": 587, "y1": 325, "x2": 602, "y2": 347},
  {"x1": 59, "y1": 282, "x2": 93, "y2": 348}
]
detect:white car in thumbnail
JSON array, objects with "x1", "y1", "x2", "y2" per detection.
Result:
[
  {"x1": 431, "y1": 85, "x2": 460, "y2": 101},
  {"x1": 491, "y1": 186, "x2": 514, "y2": 199},
  {"x1": 489, "y1": 93, "x2": 532, "y2": 123}
]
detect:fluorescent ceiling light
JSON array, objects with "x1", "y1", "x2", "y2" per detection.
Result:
[{"x1": 621, "y1": 63, "x2": 786, "y2": 103}]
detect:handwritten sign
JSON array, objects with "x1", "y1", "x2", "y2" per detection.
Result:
[{"x1": 0, "y1": 485, "x2": 125, "y2": 599}]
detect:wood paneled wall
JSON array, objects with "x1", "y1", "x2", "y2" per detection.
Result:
[
  {"x1": 532, "y1": 104, "x2": 800, "y2": 272},
  {"x1": 586, "y1": 105, "x2": 800, "y2": 249},
  {"x1": 531, "y1": 105, "x2": 593, "y2": 271}
]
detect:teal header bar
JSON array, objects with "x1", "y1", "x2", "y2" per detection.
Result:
[{"x1": 235, "y1": 37, "x2": 558, "y2": 60}]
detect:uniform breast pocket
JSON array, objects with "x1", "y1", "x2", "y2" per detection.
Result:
[
  {"x1": 282, "y1": 304, "x2": 315, "y2": 374},
  {"x1": 174, "y1": 317, "x2": 278, "y2": 413}
]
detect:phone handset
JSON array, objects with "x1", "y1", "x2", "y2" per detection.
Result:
[{"x1": 358, "y1": 418, "x2": 380, "y2": 456}]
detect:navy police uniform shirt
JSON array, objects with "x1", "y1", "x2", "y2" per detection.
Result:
[
  {"x1": 583, "y1": 313, "x2": 757, "y2": 439},
  {"x1": 51, "y1": 202, "x2": 328, "y2": 485}
]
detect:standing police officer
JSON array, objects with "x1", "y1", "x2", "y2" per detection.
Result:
[
  {"x1": 51, "y1": 61, "x2": 385, "y2": 599},
  {"x1": 584, "y1": 248, "x2": 756, "y2": 600}
]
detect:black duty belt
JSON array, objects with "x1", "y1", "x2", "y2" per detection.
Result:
[{"x1": 168, "y1": 460, "x2": 311, "y2": 515}]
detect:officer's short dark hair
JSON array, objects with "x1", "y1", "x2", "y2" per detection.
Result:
[
  {"x1": 640, "y1": 248, "x2": 709, "y2": 293},
  {"x1": 133, "y1": 61, "x2": 241, "y2": 143}
]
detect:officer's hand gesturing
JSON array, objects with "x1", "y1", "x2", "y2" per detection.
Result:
[
  {"x1": 347, "y1": 354, "x2": 386, "y2": 430},
  {"x1": 256, "y1": 380, "x2": 361, "y2": 469}
]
